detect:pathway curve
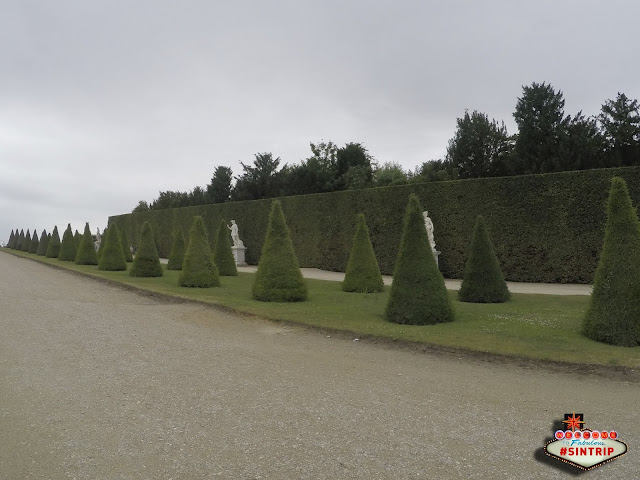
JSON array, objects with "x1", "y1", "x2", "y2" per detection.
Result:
[{"x1": 1, "y1": 253, "x2": 633, "y2": 479}]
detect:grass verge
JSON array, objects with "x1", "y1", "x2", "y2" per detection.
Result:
[{"x1": 4, "y1": 249, "x2": 640, "y2": 371}]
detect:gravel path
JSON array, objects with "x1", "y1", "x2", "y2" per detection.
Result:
[{"x1": 1, "y1": 252, "x2": 636, "y2": 479}]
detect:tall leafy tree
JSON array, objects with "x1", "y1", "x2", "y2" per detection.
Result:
[
  {"x1": 132, "y1": 200, "x2": 150, "y2": 213},
  {"x1": 599, "y1": 93, "x2": 640, "y2": 167},
  {"x1": 559, "y1": 112, "x2": 607, "y2": 171},
  {"x1": 233, "y1": 152, "x2": 285, "y2": 201},
  {"x1": 373, "y1": 162, "x2": 408, "y2": 187},
  {"x1": 513, "y1": 82, "x2": 570, "y2": 174},
  {"x1": 207, "y1": 166, "x2": 233, "y2": 203},
  {"x1": 335, "y1": 143, "x2": 375, "y2": 190},
  {"x1": 446, "y1": 110, "x2": 512, "y2": 178}
]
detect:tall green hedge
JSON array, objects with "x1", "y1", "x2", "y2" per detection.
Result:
[
  {"x1": 46, "y1": 226, "x2": 61, "y2": 258},
  {"x1": 110, "y1": 166, "x2": 640, "y2": 284}
]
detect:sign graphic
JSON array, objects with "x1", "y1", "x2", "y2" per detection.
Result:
[{"x1": 544, "y1": 413, "x2": 628, "y2": 470}]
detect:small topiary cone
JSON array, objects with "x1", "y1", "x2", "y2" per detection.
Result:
[
  {"x1": 167, "y1": 226, "x2": 186, "y2": 270},
  {"x1": 76, "y1": 223, "x2": 99, "y2": 265},
  {"x1": 179, "y1": 216, "x2": 219, "y2": 287},
  {"x1": 342, "y1": 213, "x2": 384, "y2": 293},
  {"x1": 213, "y1": 219, "x2": 238, "y2": 276},
  {"x1": 130, "y1": 222, "x2": 163, "y2": 277}
]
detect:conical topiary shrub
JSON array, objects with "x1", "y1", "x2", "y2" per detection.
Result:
[
  {"x1": 213, "y1": 219, "x2": 238, "y2": 276},
  {"x1": 130, "y1": 222, "x2": 163, "y2": 277},
  {"x1": 583, "y1": 177, "x2": 640, "y2": 346},
  {"x1": 46, "y1": 227, "x2": 61, "y2": 258},
  {"x1": 7, "y1": 230, "x2": 15, "y2": 249},
  {"x1": 179, "y1": 216, "x2": 220, "y2": 287},
  {"x1": 22, "y1": 229, "x2": 31, "y2": 252},
  {"x1": 167, "y1": 226, "x2": 186, "y2": 270},
  {"x1": 28, "y1": 231, "x2": 39, "y2": 254},
  {"x1": 74, "y1": 230, "x2": 82, "y2": 249},
  {"x1": 98, "y1": 224, "x2": 126, "y2": 271},
  {"x1": 342, "y1": 214, "x2": 384, "y2": 293},
  {"x1": 97, "y1": 227, "x2": 107, "y2": 259},
  {"x1": 120, "y1": 229, "x2": 133, "y2": 262},
  {"x1": 76, "y1": 223, "x2": 99, "y2": 265},
  {"x1": 252, "y1": 200, "x2": 307, "y2": 302},
  {"x1": 58, "y1": 224, "x2": 77, "y2": 261},
  {"x1": 15, "y1": 229, "x2": 25, "y2": 250},
  {"x1": 385, "y1": 194, "x2": 453, "y2": 325},
  {"x1": 36, "y1": 229, "x2": 48, "y2": 256},
  {"x1": 458, "y1": 215, "x2": 510, "y2": 303}
]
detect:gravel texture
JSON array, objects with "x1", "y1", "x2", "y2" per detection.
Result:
[{"x1": 0, "y1": 252, "x2": 636, "y2": 479}]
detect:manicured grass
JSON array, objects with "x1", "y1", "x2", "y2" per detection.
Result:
[{"x1": 5, "y1": 249, "x2": 640, "y2": 369}]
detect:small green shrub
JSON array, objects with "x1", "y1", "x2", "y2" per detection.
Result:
[
  {"x1": 46, "y1": 227, "x2": 61, "y2": 258},
  {"x1": 120, "y1": 229, "x2": 133, "y2": 262},
  {"x1": 21, "y1": 229, "x2": 31, "y2": 252},
  {"x1": 213, "y1": 219, "x2": 238, "y2": 276},
  {"x1": 342, "y1": 214, "x2": 384, "y2": 292},
  {"x1": 583, "y1": 177, "x2": 640, "y2": 346},
  {"x1": 28, "y1": 231, "x2": 39, "y2": 254},
  {"x1": 179, "y1": 216, "x2": 219, "y2": 287},
  {"x1": 130, "y1": 222, "x2": 163, "y2": 277},
  {"x1": 98, "y1": 225, "x2": 127, "y2": 271},
  {"x1": 58, "y1": 224, "x2": 77, "y2": 261},
  {"x1": 36, "y1": 229, "x2": 48, "y2": 256},
  {"x1": 76, "y1": 223, "x2": 99, "y2": 265},
  {"x1": 458, "y1": 215, "x2": 510, "y2": 303},
  {"x1": 252, "y1": 200, "x2": 307, "y2": 302},
  {"x1": 385, "y1": 194, "x2": 453, "y2": 325},
  {"x1": 167, "y1": 226, "x2": 186, "y2": 270}
]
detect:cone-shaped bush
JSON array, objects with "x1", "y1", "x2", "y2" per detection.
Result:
[
  {"x1": 213, "y1": 219, "x2": 238, "y2": 276},
  {"x1": 130, "y1": 222, "x2": 163, "y2": 277},
  {"x1": 36, "y1": 229, "x2": 48, "y2": 256},
  {"x1": 74, "y1": 230, "x2": 81, "y2": 249},
  {"x1": 583, "y1": 177, "x2": 640, "y2": 346},
  {"x1": 22, "y1": 229, "x2": 31, "y2": 252},
  {"x1": 28, "y1": 231, "x2": 39, "y2": 254},
  {"x1": 342, "y1": 214, "x2": 384, "y2": 293},
  {"x1": 7, "y1": 230, "x2": 15, "y2": 248},
  {"x1": 46, "y1": 227, "x2": 61, "y2": 258},
  {"x1": 98, "y1": 224, "x2": 126, "y2": 271},
  {"x1": 97, "y1": 227, "x2": 107, "y2": 259},
  {"x1": 120, "y1": 229, "x2": 133, "y2": 262},
  {"x1": 58, "y1": 224, "x2": 77, "y2": 261},
  {"x1": 385, "y1": 194, "x2": 453, "y2": 325},
  {"x1": 167, "y1": 226, "x2": 186, "y2": 270},
  {"x1": 458, "y1": 216, "x2": 510, "y2": 303},
  {"x1": 76, "y1": 223, "x2": 99, "y2": 265},
  {"x1": 15, "y1": 229, "x2": 25, "y2": 250},
  {"x1": 252, "y1": 200, "x2": 307, "y2": 302},
  {"x1": 179, "y1": 216, "x2": 219, "y2": 287}
]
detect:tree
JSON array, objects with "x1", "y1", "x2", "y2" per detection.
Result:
[
  {"x1": 232, "y1": 153, "x2": 285, "y2": 201},
  {"x1": 15, "y1": 229, "x2": 25, "y2": 250},
  {"x1": 213, "y1": 219, "x2": 238, "y2": 276},
  {"x1": 207, "y1": 166, "x2": 233, "y2": 203},
  {"x1": 513, "y1": 82, "x2": 570, "y2": 174},
  {"x1": 167, "y1": 226, "x2": 186, "y2": 270},
  {"x1": 98, "y1": 225, "x2": 126, "y2": 271},
  {"x1": 446, "y1": 110, "x2": 512, "y2": 178},
  {"x1": 28, "y1": 231, "x2": 39, "y2": 254},
  {"x1": 458, "y1": 216, "x2": 510, "y2": 303},
  {"x1": 342, "y1": 214, "x2": 384, "y2": 292},
  {"x1": 132, "y1": 200, "x2": 150, "y2": 213},
  {"x1": 583, "y1": 177, "x2": 640, "y2": 346},
  {"x1": 252, "y1": 200, "x2": 307, "y2": 301},
  {"x1": 373, "y1": 162, "x2": 408, "y2": 187},
  {"x1": 335, "y1": 143, "x2": 375, "y2": 190},
  {"x1": 179, "y1": 216, "x2": 219, "y2": 287},
  {"x1": 74, "y1": 230, "x2": 82, "y2": 249},
  {"x1": 45, "y1": 226, "x2": 61, "y2": 258},
  {"x1": 599, "y1": 93, "x2": 640, "y2": 167},
  {"x1": 130, "y1": 222, "x2": 163, "y2": 277},
  {"x1": 36, "y1": 229, "x2": 48, "y2": 256},
  {"x1": 7, "y1": 230, "x2": 15, "y2": 248},
  {"x1": 385, "y1": 194, "x2": 453, "y2": 325},
  {"x1": 58, "y1": 224, "x2": 77, "y2": 261},
  {"x1": 21, "y1": 229, "x2": 31, "y2": 252},
  {"x1": 188, "y1": 186, "x2": 207, "y2": 206},
  {"x1": 120, "y1": 229, "x2": 133, "y2": 262},
  {"x1": 560, "y1": 112, "x2": 607, "y2": 171},
  {"x1": 75, "y1": 223, "x2": 99, "y2": 265}
]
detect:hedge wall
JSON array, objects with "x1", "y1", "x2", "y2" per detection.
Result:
[{"x1": 109, "y1": 167, "x2": 640, "y2": 284}]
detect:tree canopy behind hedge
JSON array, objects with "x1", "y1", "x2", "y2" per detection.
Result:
[{"x1": 110, "y1": 166, "x2": 640, "y2": 284}]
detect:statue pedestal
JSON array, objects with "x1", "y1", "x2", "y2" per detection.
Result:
[
  {"x1": 232, "y1": 246, "x2": 247, "y2": 266},
  {"x1": 432, "y1": 249, "x2": 440, "y2": 268}
]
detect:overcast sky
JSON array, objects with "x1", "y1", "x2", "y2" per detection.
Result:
[{"x1": 2, "y1": 0, "x2": 639, "y2": 243}]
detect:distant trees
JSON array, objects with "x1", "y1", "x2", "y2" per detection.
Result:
[
  {"x1": 207, "y1": 166, "x2": 233, "y2": 203},
  {"x1": 599, "y1": 93, "x2": 640, "y2": 167},
  {"x1": 232, "y1": 153, "x2": 285, "y2": 201}
]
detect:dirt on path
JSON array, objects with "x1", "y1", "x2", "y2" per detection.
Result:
[{"x1": 1, "y1": 253, "x2": 636, "y2": 479}]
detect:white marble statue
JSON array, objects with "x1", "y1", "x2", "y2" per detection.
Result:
[
  {"x1": 423, "y1": 211, "x2": 436, "y2": 251},
  {"x1": 227, "y1": 220, "x2": 244, "y2": 248}
]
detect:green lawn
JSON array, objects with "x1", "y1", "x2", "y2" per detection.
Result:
[{"x1": 5, "y1": 249, "x2": 640, "y2": 369}]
